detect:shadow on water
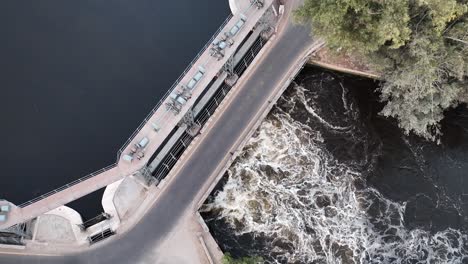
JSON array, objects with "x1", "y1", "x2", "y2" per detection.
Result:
[{"x1": 65, "y1": 187, "x2": 106, "y2": 221}]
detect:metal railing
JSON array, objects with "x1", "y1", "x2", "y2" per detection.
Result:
[
  {"x1": 151, "y1": 33, "x2": 268, "y2": 180},
  {"x1": 15, "y1": 14, "x2": 236, "y2": 210},
  {"x1": 10, "y1": 7, "x2": 274, "y2": 211},
  {"x1": 78, "y1": 212, "x2": 111, "y2": 230},
  {"x1": 115, "y1": 14, "x2": 234, "y2": 162},
  {"x1": 88, "y1": 228, "x2": 115, "y2": 245},
  {"x1": 18, "y1": 164, "x2": 117, "y2": 208}
]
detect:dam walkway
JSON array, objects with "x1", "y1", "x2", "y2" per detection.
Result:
[{"x1": 0, "y1": 0, "x2": 276, "y2": 230}]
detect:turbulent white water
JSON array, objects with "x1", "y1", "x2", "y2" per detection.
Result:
[{"x1": 203, "y1": 74, "x2": 468, "y2": 264}]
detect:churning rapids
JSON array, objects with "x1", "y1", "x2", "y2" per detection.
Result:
[{"x1": 201, "y1": 67, "x2": 468, "y2": 264}]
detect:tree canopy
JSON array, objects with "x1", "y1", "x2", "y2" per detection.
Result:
[{"x1": 296, "y1": 0, "x2": 468, "y2": 140}]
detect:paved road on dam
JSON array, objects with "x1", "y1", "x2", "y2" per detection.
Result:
[{"x1": 0, "y1": 2, "x2": 314, "y2": 263}]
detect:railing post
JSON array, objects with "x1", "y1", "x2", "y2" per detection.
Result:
[
  {"x1": 115, "y1": 14, "x2": 233, "y2": 162},
  {"x1": 18, "y1": 163, "x2": 117, "y2": 208}
]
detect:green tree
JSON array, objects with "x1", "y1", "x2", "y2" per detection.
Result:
[
  {"x1": 294, "y1": 0, "x2": 411, "y2": 54},
  {"x1": 296, "y1": 0, "x2": 468, "y2": 141},
  {"x1": 377, "y1": 1, "x2": 468, "y2": 140},
  {"x1": 378, "y1": 17, "x2": 467, "y2": 140},
  {"x1": 222, "y1": 253, "x2": 263, "y2": 264}
]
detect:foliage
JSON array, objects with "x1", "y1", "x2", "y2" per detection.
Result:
[
  {"x1": 296, "y1": 0, "x2": 468, "y2": 141},
  {"x1": 222, "y1": 253, "x2": 263, "y2": 264},
  {"x1": 294, "y1": 0, "x2": 411, "y2": 54}
]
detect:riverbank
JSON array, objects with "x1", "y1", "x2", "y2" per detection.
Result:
[{"x1": 308, "y1": 46, "x2": 381, "y2": 80}]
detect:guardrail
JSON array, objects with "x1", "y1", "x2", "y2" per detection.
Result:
[
  {"x1": 18, "y1": 164, "x2": 117, "y2": 208},
  {"x1": 78, "y1": 212, "x2": 111, "y2": 230},
  {"x1": 15, "y1": 13, "x2": 241, "y2": 210},
  {"x1": 115, "y1": 14, "x2": 234, "y2": 162}
]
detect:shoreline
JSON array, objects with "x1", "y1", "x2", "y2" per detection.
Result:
[
  {"x1": 308, "y1": 45, "x2": 381, "y2": 80},
  {"x1": 308, "y1": 59, "x2": 381, "y2": 80}
]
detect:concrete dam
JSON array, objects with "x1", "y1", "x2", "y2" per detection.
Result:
[{"x1": 0, "y1": 0, "x2": 322, "y2": 262}]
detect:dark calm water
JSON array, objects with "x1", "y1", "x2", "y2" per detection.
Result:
[
  {"x1": 0, "y1": 0, "x2": 229, "y2": 218},
  {"x1": 202, "y1": 66, "x2": 468, "y2": 263}
]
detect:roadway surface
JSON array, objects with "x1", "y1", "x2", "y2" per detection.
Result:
[{"x1": 0, "y1": 1, "x2": 314, "y2": 263}]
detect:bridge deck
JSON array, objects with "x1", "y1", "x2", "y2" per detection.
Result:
[
  {"x1": 116, "y1": 0, "x2": 273, "y2": 172},
  {"x1": 2, "y1": 167, "x2": 121, "y2": 228},
  {"x1": 0, "y1": 0, "x2": 273, "y2": 229}
]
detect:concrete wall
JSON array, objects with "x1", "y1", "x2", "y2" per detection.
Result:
[
  {"x1": 33, "y1": 206, "x2": 83, "y2": 244},
  {"x1": 112, "y1": 177, "x2": 147, "y2": 220},
  {"x1": 101, "y1": 179, "x2": 124, "y2": 230},
  {"x1": 229, "y1": 0, "x2": 238, "y2": 15}
]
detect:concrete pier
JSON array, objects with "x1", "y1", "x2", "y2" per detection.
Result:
[
  {"x1": 115, "y1": 0, "x2": 274, "y2": 172},
  {"x1": 0, "y1": 166, "x2": 122, "y2": 229}
]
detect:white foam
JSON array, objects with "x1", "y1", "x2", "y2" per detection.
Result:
[{"x1": 203, "y1": 82, "x2": 468, "y2": 263}]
